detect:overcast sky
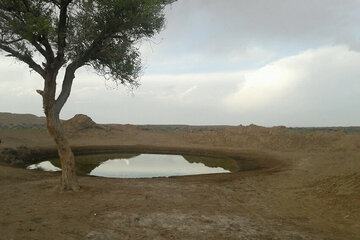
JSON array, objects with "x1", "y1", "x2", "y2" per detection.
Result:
[{"x1": 1, "y1": 0, "x2": 360, "y2": 127}]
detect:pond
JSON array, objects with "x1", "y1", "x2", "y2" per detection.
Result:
[{"x1": 26, "y1": 153, "x2": 253, "y2": 178}]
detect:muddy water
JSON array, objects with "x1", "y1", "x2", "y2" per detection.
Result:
[{"x1": 27, "y1": 153, "x2": 245, "y2": 178}]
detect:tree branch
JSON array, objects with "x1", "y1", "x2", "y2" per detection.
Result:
[
  {"x1": 21, "y1": 0, "x2": 30, "y2": 11},
  {"x1": 55, "y1": 0, "x2": 71, "y2": 68},
  {"x1": 0, "y1": 43, "x2": 45, "y2": 78},
  {"x1": 49, "y1": 0, "x2": 61, "y2": 8},
  {"x1": 38, "y1": 37, "x2": 55, "y2": 62},
  {"x1": 54, "y1": 63, "x2": 76, "y2": 113},
  {"x1": 31, "y1": 40, "x2": 48, "y2": 58},
  {"x1": 0, "y1": 38, "x2": 24, "y2": 44}
]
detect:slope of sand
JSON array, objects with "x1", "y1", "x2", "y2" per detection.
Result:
[{"x1": 0, "y1": 113, "x2": 359, "y2": 240}]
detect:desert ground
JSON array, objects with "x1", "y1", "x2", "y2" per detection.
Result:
[{"x1": 0, "y1": 113, "x2": 359, "y2": 240}]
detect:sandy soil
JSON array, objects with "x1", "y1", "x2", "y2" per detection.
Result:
[{"x1": 0, "y1": 114, "x2": 359, "y2": 240}]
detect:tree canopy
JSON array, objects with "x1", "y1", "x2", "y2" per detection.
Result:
[{"x1": 0, "y1": 0, "x2": 174, "y2": 84}]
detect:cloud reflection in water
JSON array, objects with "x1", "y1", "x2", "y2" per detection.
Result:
[{"x1": 89, "y1": 154, "x2": 229, "y2": 178}]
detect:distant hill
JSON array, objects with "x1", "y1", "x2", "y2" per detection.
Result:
[
  {"x1": 0, "y1": 112, "x2": 46, "y2": 125},
  {"x1": 288, "y1": 127, "x2": 360, "y2": 135},
  {"x1": 0, "y1": 112, "x2": 46, "y2": 130},
  {"x1": 0, "y1": 112, "x2": 359, "y2": 135},
  {"x1": 138, "y1": 124, "x2": 360, "y2": 135},
  {"x1": 138, "y1": 124, "x2": 229, "y2": 132}
]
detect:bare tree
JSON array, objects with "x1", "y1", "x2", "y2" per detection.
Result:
[{"x1": 0, "y1": 0, "x2": 176, "y2": 191}]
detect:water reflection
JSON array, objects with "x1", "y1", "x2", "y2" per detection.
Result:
[
  {"x1": 27, "y1": 153, "x2": 240, "y2": 178},
  {"x1": 27, "y1": 161, "x2": 61, "y2": 172},
  {"x1": 90, "y1": 154, "x2": 229, "y2": 178}
]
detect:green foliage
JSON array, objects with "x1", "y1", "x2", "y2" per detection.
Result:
[
  {"x1": 0, "y1": 0, "x2": 175, "y2": 85},
  {"x1": 1, "y1": 1, "x2": 56, "y2": 48}
]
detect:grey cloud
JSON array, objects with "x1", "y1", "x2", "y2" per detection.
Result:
[
  {"x1": 58, "y1": 72, "x2": 243, "y2": 124},
  {"x1": 165, "y1": 0, "x2": 360, "y2": 48},
  {"x1": 1, "y1": 46, "x2": 360, "y2": 126},
  {"x1": 142, "y1": 0, "x2": 360, "y2": 74},
  {"x1": 1, "y1": 1, "x2": 360, "y2": 127}
]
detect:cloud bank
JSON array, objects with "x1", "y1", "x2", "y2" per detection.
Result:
[{"x1": 1, "y1": 0, "x2": 360, "y2": 126}]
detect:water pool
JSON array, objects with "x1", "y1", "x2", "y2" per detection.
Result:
[{"x1": 27, "y1": 153, "x2": 240, "y2": 178}]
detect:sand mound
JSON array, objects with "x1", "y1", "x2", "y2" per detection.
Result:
[
  {"x1": 63, "y1": 114, "x2": 107, "y2": 136},
  {"x1": 186, "y1": 124, "x2": 360, "y2": 152},
  {"x1": 64, "y1": 114, "x2": 97, "y2": 130}
]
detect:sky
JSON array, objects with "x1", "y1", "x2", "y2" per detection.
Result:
[{"x1": 1, "y1": 0, "x2": 360, "y2": 127}]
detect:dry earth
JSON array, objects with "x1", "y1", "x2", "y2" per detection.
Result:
[{"x1": 0, "y1": 113, "x2": 359, "y2": 240}]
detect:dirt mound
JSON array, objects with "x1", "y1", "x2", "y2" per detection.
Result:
[
  {"x1": 64, "y1": 114, "x2": 97, "y2": 130},
  {"x1": 63, "y1": 114, "x2": 107, "y2": 136},
  {"x1": 185, "y1": 124, "x2": 360, "y2": 152}
]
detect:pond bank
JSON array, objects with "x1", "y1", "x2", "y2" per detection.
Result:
[{"x1": 0, "y1": 144, "x2": 285, "y2": 174}]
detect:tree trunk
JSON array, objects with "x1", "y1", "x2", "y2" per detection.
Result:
[
  {"x1": 46, "y1": 109, "x2": 80, "y2": 191},
  {"x1": 40, "y1": 65, "x2": 80, "y2": 191}
]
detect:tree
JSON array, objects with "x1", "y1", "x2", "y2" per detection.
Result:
[{"x1": 0, "y1": 0, "x2": 175, "y2": 191}]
